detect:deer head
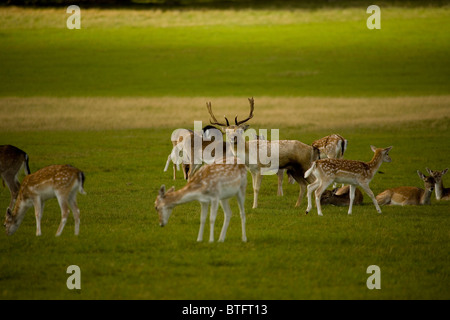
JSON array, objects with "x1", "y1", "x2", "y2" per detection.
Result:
[{"x1": 206, "y1": 97, "x2": 255, "y2": 145}]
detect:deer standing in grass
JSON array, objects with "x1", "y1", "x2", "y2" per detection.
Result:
[
  {"x1": 4, "y1": 164, "x2": 86, "y2": 236},
  {"x1": 0, "y1": 145, "x2": 31, "y2": 211},
  {"x1": 305, "y1": 146, "x2": 392, "y2": 216},
  {"x1": 155, "y1": 163, "x2": 247, "y2": 242},
  {"x1": 376, "y1": 170, "x2": 435, "y2": 206},
  {"x1": 426, "y1": 168, "x2": 450, "y2": 201},
  {"x1": 208, "y1": 98, "x2": 319, "y2": 209}
]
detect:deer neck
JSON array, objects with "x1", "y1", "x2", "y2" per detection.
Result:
[
  {"x1": 367, "y1": 150, "x2": 384, "y2": 177},
  {"x1": 434, "y1": 180, "x2": 444, "y2": 200},
  {"x1": 164, "y1": 184, "x2": 203, "y2": 208},
  {"x1": 421, "y1": 188, "x2": 433, "y2": 205},
  {"x1": 11, "y1": 196, "x2": 32, "y2": 226}
]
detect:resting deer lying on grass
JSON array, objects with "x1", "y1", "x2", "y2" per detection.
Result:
[
  {"x1": 4, "y1": 164, "x2": 86, "y2": 236},
  {"x1": 376, "y1": 170, "x2": 435, "y2": 206},
  {"x1": 155, "y1": 163, "x2": 247, "y2": 242},
  {"x1": 305, "y1": 146, "x2": 392, "y2": 216},
  {"x1": 320, "y1": 185, "x2": 363, "y2": 206},
  {"x1": 0, "y1": 145, "x2": 31, "y2": 211},
  {"x1": 426, "y1": 168, "x2": 450, "y2": 201}
]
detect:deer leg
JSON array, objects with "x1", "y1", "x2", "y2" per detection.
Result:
[
  {"x1": 218, "y1": 199, "x2": 232, "y2": 242},
  {"x1": 348, "y1": 184, "x2": 356, "y2": 215},
  {"x1": 315, "y1": 180, "x2": 333, "y2": 216},
  {"x1": 251, "y1": 171, "x2": 262, "y2": 209},
  {"x1": 3, "y1": 172, "x2": 20, "y2": 210},
  {"x1": 306, "y1": 179, "x2": 320, "y2": 214},
  {"x1": 209, "y1": 199, "x2": 219, "y2": 242},
  {"x1": 33, "y1": 197, "x2": 43, "y2": 236},
  {"x1": 236, "y1": 188, "x2": 247, "y2": 242},
  {"x1": 56, "y1": 195, "x2": 70, "y2": 237},
  {"x1": 295, "y1": 179, "x2": 307, "y2": 208},
  {"x1": 359, "y1": 183, "x2": 382, "y2": 214},
  {"x1": 68, "y1": 193, "x2": 80, "y2": 236},
  {"x1": 277, "y1": 169, "x2": 284, "y2": 196},
  {"x1": 197, "y1": 202, "x2": 209, "y2": 242}
]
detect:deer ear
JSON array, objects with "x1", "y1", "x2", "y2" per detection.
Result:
[
  {"x1": 385, "y1": 146, "x2": 393, "y2": 152},
  {"x1": 443, "y1": 168, "x2": 449, "y2": 175},
  {"x1": 417, "y1": 170, "x2": 425, "y2": 180},
  {"x1": 241, "y1": 124, "x2": 250, "y2": 131},
  {"x1": 167, "y1": 186, "x2": 175, "y2": 194},
  {"x1": 159, "y1": 185, "x2": 166, "y2": 197},
  {"x1": 370, "y1": 145, "x2": 377, "y2": 152},
  {"x1": 426, "y1": 167, "x2": 433, "y2": 175}
]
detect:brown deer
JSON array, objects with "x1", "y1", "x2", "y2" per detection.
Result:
[
  {"x1": 426, "y1": 167, "x2": 450, "y2": 200},
  {"x1": 376, "y1": 170, "x2": 435, "y2": 206},
  {"x1": 4, "y1": 164, "x2": 86, "y2": 236},
  {"x1": 155, "y1": 163, "x2": 247, "y2": 242},
  {"x1": 0, "y1": 145, "x2": 31, "y2": 211},
  {"x1": 277, "y1": 134, "x2": 348, "y2": 197},
  {"x1": 305, "y1": 145, "x2": 392, "y2": 215},
  {"x1": 320, "y1": 185, "x2": 363, "y2": 206}
]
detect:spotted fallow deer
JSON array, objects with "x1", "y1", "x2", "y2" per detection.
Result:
[
  {"x1": 0, "y1": 145, "x2": 31, "y2": 211},
  {"x1": 305, "y1": 145, "x2": 392, "y2": 216},
  {"x1": 376, "y1": 170, "x2": 435, "y2": 206},
  {"x1": 155, "y1": 163, "x2": 247, "y2": 242},
  {"x1": 426, "y1": 168, "x2": 450, "y2": 200},
  {"x1": 4, "y1": 164, "x2": 86, "y2": 236},
  {"x1": 312, "y1": 134, "x2": 348, "y2": 160}
]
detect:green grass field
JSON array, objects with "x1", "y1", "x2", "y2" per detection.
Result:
[{"x1": 0, "y1": 5, "x2": 449, "y2": 300}]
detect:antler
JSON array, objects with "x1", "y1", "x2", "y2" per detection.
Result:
[
  {"x1": 206, "y1": 101, "x2": 230, "y2": 127},
  {"x1": 235, "y1": 97, "x2": 255, "y2": 125}
]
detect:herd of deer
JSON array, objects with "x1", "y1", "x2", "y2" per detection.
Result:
[
  {"x1": 1, "y1": 98, "x2": 448, "y2": 239},
  {"x1": 156, "y1": 98, "x2": 449, "y2": 242}
]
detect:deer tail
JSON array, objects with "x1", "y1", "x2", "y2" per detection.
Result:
[
  {"x1": 304, "y1": 161, "x2": 316, "y2": 179},
  {"x1": 24, "y1": 153, "x2": 31, "y2": 175},
  {"x1": 78, "y1": 171, "x2": 86, "y2": 195}
]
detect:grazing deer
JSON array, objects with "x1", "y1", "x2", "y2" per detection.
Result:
[
  {"x1": 305, "y1": 145, "x2": 392, "y2": 216},
  {"x1": 155, "y1": 163, "x2": 247, "y2": 242},
  {"x1": 312, "y1": 134, "x2": 348, "y2": 160},
  {"x1": 277, "y1": 134, "x2": 348, "y2": 197},
  {"x1": 426, "y1": 168, "x2": 450, "y2": 200},
  {"x1": 4, "y1": 164, "x2": 86, "y2": 236},
  {"x1": 0, "y1": 145, "x2": 31, "y2": 211},
  {"x1": 376, "y1": 170, "x2": 435, "y2": 206},
  {"x1": 320, "y1": 185, "x2": 363, "y2": 206}
]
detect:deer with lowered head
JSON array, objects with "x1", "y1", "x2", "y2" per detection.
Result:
[
  {"x1": 277, "y1": 133, "x2": 348, "y2": 197},
  {"x1": 305, "y1": 145, "x2": 393, "y2": 216},
  {"x1": 207, "y1": 97, "x2": 319, "y2": 209},
  {"x1": 4, "y1": 164, "x2": 86, "y2": 236},
  {"x1": 426, "y1": 167, "x2": 450, "y2": 201},
  {"x1": 155, "y1": 163, "x2": 248, "y2": 242},
  {"x1": 1, "y1": 145, "x2": 31, "y2": 211},
  {"x1": 376, "y1": 170, "x2": 435, "y2": 206}
]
